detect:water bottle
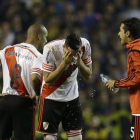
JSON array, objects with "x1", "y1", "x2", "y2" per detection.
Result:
[{"x1": 100, "y1": 74, "x2": 119, "y2": 93}]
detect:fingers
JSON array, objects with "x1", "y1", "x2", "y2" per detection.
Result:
[
  {"x1": 25, "y1": 94, "x2": 36, "y2": 100},
  {"x1": 63, "y1": 51, "x2": 70, "y2": 59},
  {"x1": 105, "y1": 81, "x2": 113, "y2": 90},
  {"x1": 31, "y1": 94, "x2": 36, "y2": 99},
  {"x1": 105, "y1": 81, "x2": 109, "y2": 86},
  {"x1": 66, "y1": 52, "x2": 73, "y2": 61},
  {"x1": 76, "y1": 51, "x2": 82, "y2": 58},
  {"x1": 63, "y1": 52, "x2": 73, "y2": 64},
  {"x1": 63, "y1": 52, "x2": 71, "y2": 58}
]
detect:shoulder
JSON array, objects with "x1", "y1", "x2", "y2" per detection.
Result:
[
  {"x1": 80, "y1": 38, "x2": 91, "y2": 51},
  {"x1": 35, "y1": 51, "x2": 42, "y2": 58},
  {"x1": 0, "y1": 45, "x2": 15, "y2": 55},
  {"x1": 47, "y1": 39, "x2": 64, "y2": 47},
  {"x1": 3, "y1": 45, "x2": 14, "y2": 51},
  {"x1": 44, "y1": 39, "x2": 65, "y2": 51},
  {"x1": 81, "y1": 38, "x2": 90, "y2": 44},
  {"x1": 26, "y1": 45, "x2": 42, "y2": 58},
  {"x1": 127, "y1": 49, "x2": 140, "y2": 63},
  {"x1": 81, "y1": 38, "x2": 91, "y2": 49}
]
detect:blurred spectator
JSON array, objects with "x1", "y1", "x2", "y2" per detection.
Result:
[
  {"x1": 0, "y1": 21, "x2": 15, "y2": 48},
  {"x1": 120, "y1": 0, "x2": 140, "y2": 19}
]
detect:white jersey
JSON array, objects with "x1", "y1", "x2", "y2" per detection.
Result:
[
  {"x1": 0, "y1": 43, "x2": 42, "y2": 96},
  {"x1": 41, "y1": 38, "x2": 92, "y2": 102}
]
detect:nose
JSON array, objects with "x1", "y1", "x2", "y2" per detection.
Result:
[{"x1": 45, "y1": 41, "x2": 47, "y2": 45}]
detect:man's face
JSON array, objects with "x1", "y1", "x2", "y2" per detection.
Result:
[
  {"x1": 64, "y1": 46, "x2": 81, "y2": 57},
  {"x1": 118, "y1": 23, "x2": 129, "y2": 46},
  {"x1": 38, "y1": 28, "x2": 48, "y2": 49}
]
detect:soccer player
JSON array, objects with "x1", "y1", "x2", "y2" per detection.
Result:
[
  {"x1": 0, "y1": 23, "x2": 48, "y2": 140},
  {"x1": 36, "y1": 34, "x2": 92, "y2": 140},
  {"x1": 105, "y1": 17, "x2": 140, "y2": 140}
]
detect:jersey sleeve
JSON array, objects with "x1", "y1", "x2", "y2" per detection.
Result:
[
  {"x1": 81, "y1": 39, "x2": 92, "y2": 65},
  {"x1": 31, "y1": 56, "x2": 42, "y2": 78},
  {"x1": 42, "y1": 44, "x2": 55, "y2": 73},
  {"x1": 115, "y1": 52, "x2": 140, "y2": 87}
]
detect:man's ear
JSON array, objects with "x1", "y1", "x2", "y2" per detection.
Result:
[
  {"x1": 38, "y1": 34, "x2": 41, "y2": 40},
  {"x1": 126, "y1": 31, "x2": 130, "y2": 37}
]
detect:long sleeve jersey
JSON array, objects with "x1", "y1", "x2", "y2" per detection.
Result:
[{"x1": 115, "y1": 38, "x2": 140, "y2": 114}]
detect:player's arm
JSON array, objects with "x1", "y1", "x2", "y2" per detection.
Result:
[
  {"x1": 31, "y1": 73, "x2": 41, "y2": 96},
  {"x1": 31, "y1": 73, "x2": 40, "y2": 106},
  {"x1": 76, "y1": 39, "x2": 92, "y2": 80},
  {"x1": 115, "y1": 52, "x2": 140, "y2": 88},
  {"x1": 106, "y1": 52, "x2": 140, "y2": 89},
  {"x1": 44, "y1": 52, "x2": 73, "y2": 86},
  {"x1": 77, "y1": 52, "x2": 92, "y2": 80},
  {"x1": 31, "y1": 57, "x2": 42, "y2": 96}
]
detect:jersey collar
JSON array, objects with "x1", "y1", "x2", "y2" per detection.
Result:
[
  {"x1": 21, "y1": 43, "x2": 36, "y2": 49},
  {"x1": 125, "y1": 38, "x2": 140, "y2": 49}
]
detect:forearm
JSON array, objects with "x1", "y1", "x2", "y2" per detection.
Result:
[
  {"x1": 44, "y1": 61, "x2": 67, "y2": 86},
  {"x1": 31, "y1": 80, "x2": 41, "y2": 96},
  {"x1": 78, "y1": 59, "x2": 92, "y2": 80},
  {"x1": 31, "y1": 74, "x2": 41, "y2": 96},
  {"x1": 115, "y1": 72, "x2": 140, "y2": 88}
]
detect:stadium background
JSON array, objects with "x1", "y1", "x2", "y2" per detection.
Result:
[{"x1": 0, "y1": 0, "x2": 140, "y2": 139}]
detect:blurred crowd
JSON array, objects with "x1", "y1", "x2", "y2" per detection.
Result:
[{"x1": 0, "y1": 0, "x2": 140, "y2": 139}]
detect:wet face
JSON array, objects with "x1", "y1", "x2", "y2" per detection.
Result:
[
  {"x1": 118, "y1": 23, "x2": 129, "y2": 46},
  {"x1": 64, "y1": 45, "x2": 81, "y2": 56}
]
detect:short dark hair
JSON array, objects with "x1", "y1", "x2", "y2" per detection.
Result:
[
  {"x1": 121, "y1": 17, "x2": 140, "y2": 39},
  {"x1": 65, "y1": 34, "x2": 82, "y2": 50}
]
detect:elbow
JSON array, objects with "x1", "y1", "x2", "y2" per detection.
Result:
[
  {"x1": 45, "y1": 83, "x2": 52, "y2": 86},
  {"x1": 85, "y1": 74, "x2": 92, "y2": 80},
  {"x1": 31, "y1": 76, "x2": 41, "y2": 86},
  {"x1": 84, "y1": 70, "x2": 92, "y2": 80},
  {"x1": 45, "y1": 81, "x2": 53, "y2": 86},
  {"x1": 32, "y1": 78, "x2": 39, "y2": 84}
]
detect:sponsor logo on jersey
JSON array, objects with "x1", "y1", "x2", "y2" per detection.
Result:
[
  {"x1": 7, "y1": 51, "x2": 33, "y2": 61},
  {"x1": 43, "y1": 122, "x2": 49, "y2": 130}
]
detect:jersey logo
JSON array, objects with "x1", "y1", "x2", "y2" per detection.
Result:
[{"x1": 43, "y1": 122, "x2": 49, "y2": 130}]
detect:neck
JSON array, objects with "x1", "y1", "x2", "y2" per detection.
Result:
[
  {"x1": 25, "y1": 39, "x2": 38, "y2": 49},
  {"x1": 127, "y1": 37, "x2": 134, "y2": 44}
]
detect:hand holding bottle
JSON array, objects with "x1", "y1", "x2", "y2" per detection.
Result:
[{"x1": 100, "y1": 74, "x2": 119, "y2": 93}]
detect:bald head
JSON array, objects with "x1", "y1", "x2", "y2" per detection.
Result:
[
  {"x1": 27, "y1": 23, "x2": 47, "y2": 38},
  {"x1": 26, "y1": 23, "x2": 48, "y2": 50}
]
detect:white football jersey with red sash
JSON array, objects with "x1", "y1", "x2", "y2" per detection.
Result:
[
  {"x1": 0, "y1": 43, "x2": 42, "y2": 96},
  {"x1": 41, "y1": 38, "x2": 92, "y2": 101}
]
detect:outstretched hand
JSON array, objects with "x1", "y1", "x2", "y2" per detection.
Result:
[{"x1": 105, "y1": 80, "x2": 116, "y2": 90}]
